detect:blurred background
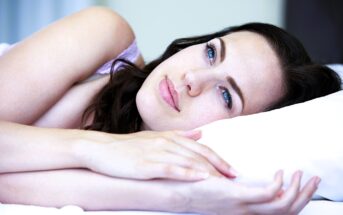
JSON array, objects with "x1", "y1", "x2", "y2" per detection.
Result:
[{"x1": 0, "y1": 0, "x2": 342, "y2": 63}]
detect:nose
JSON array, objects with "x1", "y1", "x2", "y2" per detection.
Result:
[{"x1": 183, "y1": 69, "x2": 218, "y2": 97}]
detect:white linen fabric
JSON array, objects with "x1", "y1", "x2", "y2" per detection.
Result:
[
  {"x1": 198, "y1": 90, "x2": 343, "y2": 201},
  {"x1": 197, "y1": 64, "x2": 343, "y2": 201},
  {"x1": 0, "y1": 43, "x2": 13, "y2": 55},
  {"x1": 1, "y1": 201, "x2": 343, "y2": 215}
]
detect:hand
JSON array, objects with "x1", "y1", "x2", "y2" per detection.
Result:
[
  {"x1": 182, "y1": 170, "x2": 320, "y2": 215},
  {"x1": 79, "y1": 130, "x2": 237, "y2": 180}
]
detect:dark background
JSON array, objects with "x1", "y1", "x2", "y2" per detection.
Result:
[{"x1": 286, "y1": 0, "x2": 343, "y2": 64}]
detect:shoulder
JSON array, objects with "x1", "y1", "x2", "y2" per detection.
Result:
[
  {"x1": 68, "y1": 7, "x2": 137, "y2": 78},
  {"x1": 75, "y1": 7, "x2": 135, "y2": 43},
  {"x1": 79, "y1": 7, "x2": 130, "y2": 26},
  {"x1": 76, "y1": 7, "x2": 135, "y2": 61}
]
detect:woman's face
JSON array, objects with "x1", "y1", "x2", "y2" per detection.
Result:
[{"x1": 136, "y1": 31, "x2": 284, "y2": 131}]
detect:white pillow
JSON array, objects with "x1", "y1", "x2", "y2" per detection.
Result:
[
  {"x1": 328, "y1": 64, "x2": 343, "y2": 89},
  {"x1": 198, "y1": 65, "x2": 343, "y2": 201}
]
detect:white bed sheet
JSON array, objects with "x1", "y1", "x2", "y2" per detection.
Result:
[{"x1": 1, "y1": 201, "x2": 343, "y2": 215}]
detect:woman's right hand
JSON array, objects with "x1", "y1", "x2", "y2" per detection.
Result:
[
  {"x1": 181, "y1": 170, "x2": 320, "y2": 215},
  {"x1": 77, "y1": 130, "x2": 237, "y2": 181}
]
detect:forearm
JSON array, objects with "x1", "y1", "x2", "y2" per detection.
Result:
[
  {"x1": 0, "y1": 7, "x2": 135, "y2": 123},
  {"x1": 0, "y1": 120, "x2": 108, "y2": 173},
  {"x1": 0, "y1": 169, "x2": 186, "y2": 212}
]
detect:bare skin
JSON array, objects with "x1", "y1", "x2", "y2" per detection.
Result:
[{"x1": 0, "y1": 6, "x2": 320, "y2": 215}]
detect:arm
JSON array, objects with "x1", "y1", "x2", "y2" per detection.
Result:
[
  {"x1": 0, "y1": 169, "x2": 183, "y2": 211},
  {"x1": 0, "y1": 169, "x2": 318, "y2": 214},
  {"x1": 0, "y1": 120, "x2": 235, "y2": 180},
  {"x1": 0, "y1": 120, "x2": 104, "y2": 173},
  {"x1": 0, "y1": 6, "x2": 135, "y2": 124}
]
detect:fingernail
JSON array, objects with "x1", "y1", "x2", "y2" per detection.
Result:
[
  {"x1": 185, "y1": 129, "x2": 200, "y2": 135},
  {"x1": 228, "y1": 167, "x2": 239, "y2": 177},
  {"x1": 184, "y1": 130, "x2": 202, "y2": 140},
  {"x1": 315, "y1": 177, "x2": 321, "y2": 187}
]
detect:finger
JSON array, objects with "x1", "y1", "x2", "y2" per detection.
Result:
[
  {"x1": 289, "y1": 176, "x2": 321, "y2": 214},
  {"x1": 247, "y1": 171, "x2": 303, "y2": 214},
  {"x1": 143, "y1": 162, "x2": 210, "y2": 181},
  {"x1": 148, "y1": 151, "x2": 210, "y2": 172},
  {"x1": 174, "y1": 137, "x2": 237, "y2": 178},
  {"x1": 241, "y1": 170, "x2": 284, "y2": 203},
  {"x1": 176, "y1": 130, "x2": 202, "y2": 141},
  {"x1": 170, "y1": 133, "x2": 237, "y2": 178},
  {"x1": 157, "y1": 135, "x2": 220, "y2": 171},
  {"x1": 160, "y1": 139, "x2": 212, "y2": 167},
  {"x1": 164, "y1": 144, "x2": 222, "y2": 177}
]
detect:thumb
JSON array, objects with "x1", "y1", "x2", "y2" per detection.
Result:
[{"x1": 176, "y1": 130, "x2": 202, "y2": 141}]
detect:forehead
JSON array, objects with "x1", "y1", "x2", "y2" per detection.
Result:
[
  {"x1": 220, "y1": 31, "x2": 284, "y2": 114},
  {"x1": 221, "y1": 31, "x2": 279, "y2": 71}
]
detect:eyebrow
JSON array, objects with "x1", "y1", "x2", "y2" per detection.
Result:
[
  {"x1": 218, "y1": 37, "x2": 226, "y2": 63},
  {"x1": 219, "y1": 37, "x2": 245, "y2": 110},
  {"x1": 227, "y1": 76, "x2": 245, "y2": 110}
]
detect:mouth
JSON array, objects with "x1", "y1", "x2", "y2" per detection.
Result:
[{"x1": 159, "y1": 76, "x2": 180, "y2": 112}]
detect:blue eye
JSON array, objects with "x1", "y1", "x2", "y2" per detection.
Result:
[
  {"x1": 218, "y1": 86, "x2": 233, "y2": 110},
  {"x1": 206, "y1": 42, "x2": 216, "y2": 65}
]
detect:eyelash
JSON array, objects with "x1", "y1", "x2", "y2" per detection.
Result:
[
  {"x1": 205, "y1": 42, "x2": 233, "y2": 110},
  {"x1": 218, "y1": 86, "x2": 233, "y2": 110},
  {"x1": 205, "y1": 42, "x2": 216, "y2": 65}
]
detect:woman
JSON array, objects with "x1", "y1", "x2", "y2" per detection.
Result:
[{"x1": 0, "y1": 6, "x2": 341, "y2": 215}]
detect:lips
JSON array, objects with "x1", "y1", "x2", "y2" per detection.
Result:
[{"x1": 159, "y1": 76, "x2": 180, "y2": 112}]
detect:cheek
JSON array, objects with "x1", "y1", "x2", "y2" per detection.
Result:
[
  {"x1": 160, "y1": 46, "x2": 206, "y2": 72},
  {"x1": 135, "y1": 80, "x2": 160, "y2": 126},
  {"x1": 182, "y1": 95, "x2": 230, "y2": 128}
]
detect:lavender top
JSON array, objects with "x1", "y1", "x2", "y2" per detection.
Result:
[{"x1": 96, "y1": 39, "x2": 140, "y2": 74}]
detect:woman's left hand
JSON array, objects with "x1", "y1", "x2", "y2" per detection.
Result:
[
  {"x1": 180, "y1": 170, "x2": 320, "y2": 215},
  {"x1": 76, "y1": 129, "x2": 235, "y2": 181}
]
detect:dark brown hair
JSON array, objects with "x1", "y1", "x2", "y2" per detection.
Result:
[{"x1": 82, "y1": 23, "x2": 341, "y2": 133}]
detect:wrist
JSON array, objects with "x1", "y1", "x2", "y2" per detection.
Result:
[
  {"x1": 71, "y1": 130, "x2": 104, "y2": 169},
  {"x1": 157, "y1": 181, "x2": 192, "y2": 213},
  {"x1": 70, "y1": 129, "x2": 115, "y2": 169},
  {"x1": 169, "y1": 185, "x2": 191, "y2": 213},
  {"x1": 132, "y1": 180, "x2": 190, "y2": 213}
]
